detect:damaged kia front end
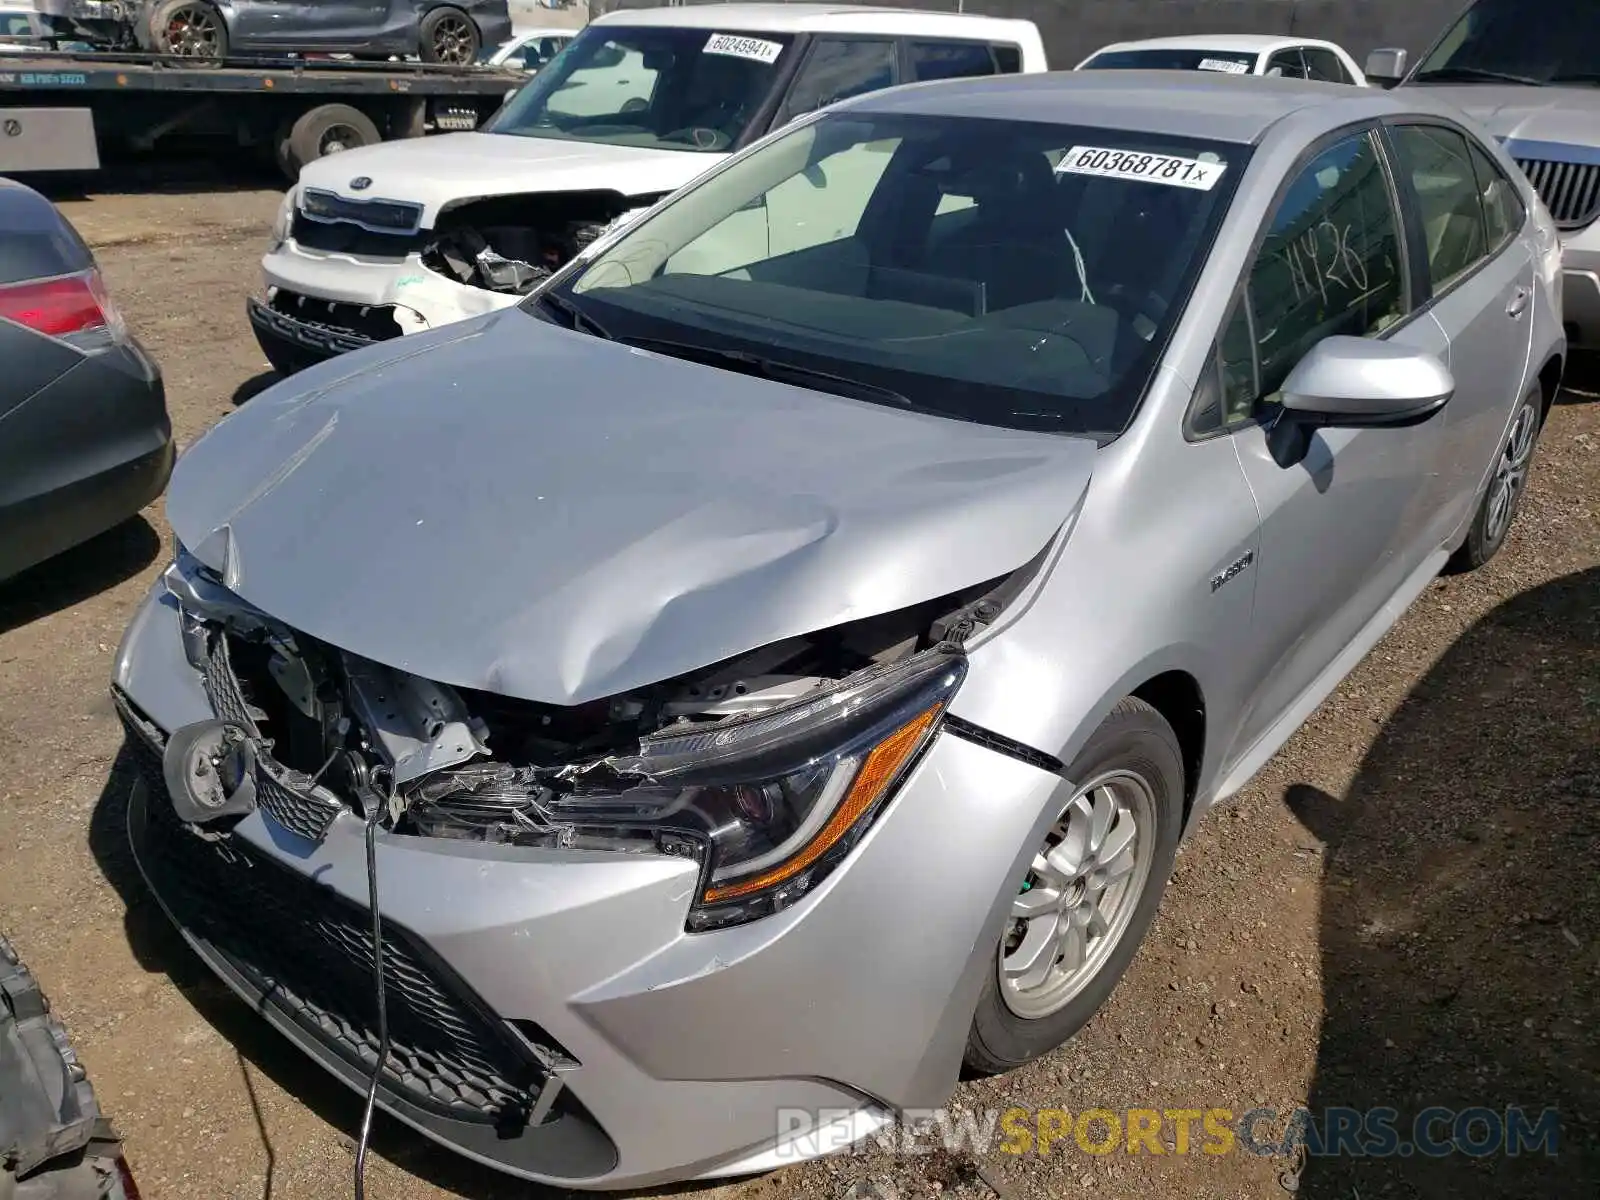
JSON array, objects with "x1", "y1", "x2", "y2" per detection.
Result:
[{"x1": 246, "y1": 16, "x2": 797, "y2": 375}]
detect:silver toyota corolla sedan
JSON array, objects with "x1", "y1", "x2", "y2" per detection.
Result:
[{"x1": 112, "y1": 71, "x2": 1565, "y2": 1187}]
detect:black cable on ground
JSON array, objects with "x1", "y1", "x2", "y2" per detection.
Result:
[{"x1": 353, "y1": 768, "x2": 393, "y2": 1200}]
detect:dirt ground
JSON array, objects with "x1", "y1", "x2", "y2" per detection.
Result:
[{"x1": 0, "y1": 180, "x2": 1595, "y2": 1200}]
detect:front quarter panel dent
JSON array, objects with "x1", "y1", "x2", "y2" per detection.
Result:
[{"x1": 569, "y1": 733, "x2": 1066, "y2": 1110}]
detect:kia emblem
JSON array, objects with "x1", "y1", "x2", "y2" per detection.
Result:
[{"x1": 349, "y1": 176, "x2": 372, "y2": 191}]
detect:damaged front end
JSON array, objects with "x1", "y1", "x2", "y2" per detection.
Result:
[
  {"x1": 155, "y1": 545, "x2": 1033, "y2": 931},
  {"x1": 255, "y1": 188, "x2": 658, "y2": 369},
  {"x1": 419, "y1": 192, "x2": 657, "y2": 298}
]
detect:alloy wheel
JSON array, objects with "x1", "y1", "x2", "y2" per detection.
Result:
[
  {"x1": 431, "y1": 15, "x2": 475, "y2": 64},
  {"x1": 1484, "y1": 397, "x2": 1540, "y2": 546},
  {"x1": 161, "y1": 5, "x2": 222, "y2": 56},
  {"x1": 999, "y1": 770, "x2": 1155, "y2": 1020}
]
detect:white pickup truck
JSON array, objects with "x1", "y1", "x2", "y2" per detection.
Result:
[{"x1": 247, "y1": 1, "x2": 1048, "y2": 371}]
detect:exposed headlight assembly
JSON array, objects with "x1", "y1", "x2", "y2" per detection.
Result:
[
  {"x1": 557, "y1": 645, "x2": 967, "y2": 931},
  {"x1": 162, "y1": 540, "x2": 965, "y2": 932}
]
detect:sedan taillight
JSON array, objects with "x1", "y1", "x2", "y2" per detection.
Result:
[{"x1": 0, "y1": 267, "x2": 127, "y2": 351}]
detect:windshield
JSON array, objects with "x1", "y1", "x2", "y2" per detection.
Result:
[
  {"x1": 485, "y1": 24, "x2": 794, "y2": 152},
  {"x1": 1413, "y1": 0, "x2": 1600, "y2": 86},
  {"x1": 1082, "y1": 48, "x2": 1256, "y2": 74},
  {"x1": 537, "y1": 112, "x2": 1244, "y2": 439}
]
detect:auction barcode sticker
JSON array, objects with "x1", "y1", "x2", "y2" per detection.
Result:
[
  {"x1": 704, "y1": 33, "x2": 785, "y2": 63},
  {"x1": 1197, "y1": 57, "x2": 1250, "y2": 74},
  {"x1": 1055, "y1": 145, "x2": 1228, "y2": 191}
]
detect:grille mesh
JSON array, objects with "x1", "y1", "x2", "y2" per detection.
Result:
[
  {"x1": 120, "y1": 715, "x2": 543, "y2": 1127},
  {"x1": 1516, "y1": 157, "x2": 1600, "y2": 231},
  {"x1": 196, "y1": 633, "x2": 342, "y2": 843}
]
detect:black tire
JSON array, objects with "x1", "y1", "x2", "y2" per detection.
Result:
[
  {"x1": 418, "y1": 6, "x2": 479, "y2": 65},
  {"x1": 1445, "y1": 383, "x2": 1545, "y2": 574},
  {"x1": 145, "y1": 0, "x2": 228, "y2": 61},
  {"x1": 964, "y1": 697, "x2": 1185, "y2": 1075},
  {"x1": 276, "y1": 104, "x2": 382, "y2": 183}
]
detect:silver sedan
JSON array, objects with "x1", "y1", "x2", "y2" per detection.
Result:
[{"x1": 112, "y1": 69, "x2": 1565, "y2": 1188}]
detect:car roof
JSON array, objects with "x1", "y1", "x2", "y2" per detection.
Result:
[
  {"x1": 592, "y1": 3, "x2": 1035, "y2": 37},
  {"x1": 0, "y1": 177, "x2": 80, "y2": 241},
  {"x1": 1091, "y1": 34, "x2": 1346, "y2": 56},
  {"x1": 847, "y1": 70, "x2": 1413, "y2": 143}
]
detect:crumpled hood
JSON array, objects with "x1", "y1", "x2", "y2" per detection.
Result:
[
  {"x1": 166, "y1": 311, "x2": 1096, "y2": 706},
  {"x1": 1406, "y1": 84, "x2": 1600, "y2": 148},
  {"x1": 296, "y1": 131, "x2": 717, "y2": 227}
]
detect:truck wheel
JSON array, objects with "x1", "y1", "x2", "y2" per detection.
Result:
[
  {"x1": 418, "y1": 6, "x2": 479, "y2": 65},
  {"x1": 276, "y1": 104, "x2": 382, "y2": 182},
  {"x1": 146, "y1": 0, "x2": 228, "y2": 61}
]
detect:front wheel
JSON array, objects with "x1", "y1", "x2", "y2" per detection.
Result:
[
  {"x1": 418, "y1": 6, "x2": 479, "y2": 65},
  {"x1": 964, "y1": 697, "x2": 1184, "y2": 1075}
]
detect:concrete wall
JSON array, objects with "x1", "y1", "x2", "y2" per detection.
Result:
[{"x1": 590, "y1": 0, "x2": 1467, "y2": 68}]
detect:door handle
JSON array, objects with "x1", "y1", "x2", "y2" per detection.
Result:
[{"x1": 1507, "y1": 287, "x2": 1532, "y2": 318}]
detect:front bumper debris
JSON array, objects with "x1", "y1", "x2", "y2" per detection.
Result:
[
  {"x1": 247, "y1": 291, "x2": 400, "y2": 374},
  {"x1": 112, "y1": 583, "x2": 1070, "y2": 1187},
  {"x1": 1, "y1": 934, "x2": 140, "y2": 1197}
]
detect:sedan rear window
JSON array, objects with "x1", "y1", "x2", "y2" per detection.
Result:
[
  {"x1": 552, "y1": 113, "x2": 1244, "y2": 438},
  {"x1": 1082, "y1": 48, "x2": 1256, "y2": 75}
]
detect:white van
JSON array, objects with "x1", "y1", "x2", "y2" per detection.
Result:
[{"x1": 248, "y1": 2, "x2": 1048, "y2": 371}]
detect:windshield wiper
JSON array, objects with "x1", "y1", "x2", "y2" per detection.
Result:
[
  {"x1": 534, "y1": 290, "x2": 613, "y2": 340},
  {"x1": 1547, "y1": 72, "x2": 1600, "y2": 85},
  {"x1": 1414, "y1": 65, "x2": 1545, "y2": 85},
  {"x1": 621, "y1": 337, "x2": 920, "y2": 410}
]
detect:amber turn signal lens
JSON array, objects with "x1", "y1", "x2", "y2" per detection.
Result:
[{"x1": 701, "y1": 704, "x2": 940, "y2": 904}]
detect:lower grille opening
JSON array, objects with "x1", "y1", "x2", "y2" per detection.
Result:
[
  {"x1": 269, "y1": 288, "x2": 403, "y2": 345},
  {"x1": 119, "y1": 712, "x2": 556, "y2": 1130}
]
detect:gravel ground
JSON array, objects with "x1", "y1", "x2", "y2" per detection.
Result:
[{"x1": 0, "y1": 183, "x2": 1595, "y2": 1200}]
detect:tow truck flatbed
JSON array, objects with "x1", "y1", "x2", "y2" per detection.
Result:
[{"x1": 0, "y1": 50, "x2": 526, "y2": 177}]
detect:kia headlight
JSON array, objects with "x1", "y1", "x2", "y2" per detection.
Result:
[
  {"x1": 268, "y1": 187, "x2": 298, "y2": 253},
  {"x1": 555, "y1": 645, "x2": 967, "y2": 931}
]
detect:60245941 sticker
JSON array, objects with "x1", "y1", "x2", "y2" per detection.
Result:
[
  {"x1": 1197, "y1": 57, "x2": 1250, "y2": 74},
  {"x1": 703, "y1": 33, "x2": 785, "y2": 64},
  {"x1": 1055, "y1": 145, "x2": 1228, "y2": 191}
]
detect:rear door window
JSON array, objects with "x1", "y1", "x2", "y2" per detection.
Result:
[
  {"x1": 1389, "y1": 124, "x2": 1492, "y2": 291},
  {"x1": 907, "y1": 39, "x2": 1020, "y2": 82},
  {"x1": 777, "y1": 38, "x2": 897, "y2": 124}
]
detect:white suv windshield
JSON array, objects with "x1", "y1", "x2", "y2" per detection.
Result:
[
  {"x1": 538, "y1": 112, "x2": 1244, "y2": 438},
  {"x1": 487, "y1": 24, "x2": 795, "y2": 152},
  {"x1": 1414, "y1": 0, "x2": 1600, "y2": 86}
]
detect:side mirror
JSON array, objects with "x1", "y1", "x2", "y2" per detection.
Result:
[
  {"x1": 1364, "y1": 48, "x2": 1407, "y2": 88},
  {"x1": 1268, "y1": 336, "x2": 1453, "y2": 468}
]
